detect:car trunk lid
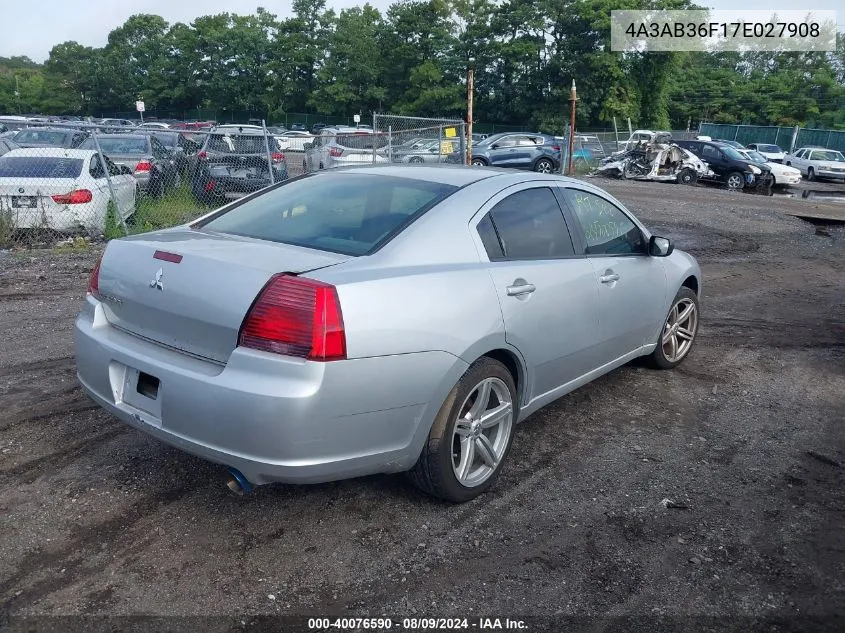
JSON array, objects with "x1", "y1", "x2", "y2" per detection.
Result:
[{"x1": 97, "y1": 228, "x2": 351, "y2": 363}]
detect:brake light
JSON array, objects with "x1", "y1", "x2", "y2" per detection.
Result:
[
  {"x1": 271, "y1": 152, "x2": 285, "y2": 162},
  {"x1": 329, "y1": 147, "x2": 343, "y2": 157},
  {"x1": 198, "y1": 151, "x2": 207, "y2": 160},
  {"x1": 239, "y1": 274, "x2": 346, "y2": 361},
  {"x1": 204, "y1": 180, "x2": 216, "y2": 192},
  {"x1": 552, "y1": 145, "x2": 561, "y2": 151},
  {"x1": 87, "y1": 251, "x2": 104, "y2": 298},
  {"x1": 135, "y1": 160, "x2": 152, "y2": 172},
  {"x1": 52, "y1": 189, "x2": 93, "y2": 204}
]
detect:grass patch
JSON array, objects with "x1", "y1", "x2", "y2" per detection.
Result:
[{"x1": 129, "y1": 183, "x2": 209, "y2": 235}]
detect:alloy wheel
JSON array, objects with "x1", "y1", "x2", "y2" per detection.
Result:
[
  {"x1": 662, "y1": 298, "x2": 698, "y2": 363},
  {"x1": 451, "y1": 377, "x2": 513, "y2": 488},
  {"x1": 727, "y1": 174, "x2": 743, "y2": 190}
]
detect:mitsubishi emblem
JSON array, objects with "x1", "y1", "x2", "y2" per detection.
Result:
[{"x1": 150, "y1": 268, "x2": 164, "y2": 291}]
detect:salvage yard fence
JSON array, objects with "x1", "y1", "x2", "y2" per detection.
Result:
[{"x1": 699, "y1": 123, "x2": 845, "y2": 154}]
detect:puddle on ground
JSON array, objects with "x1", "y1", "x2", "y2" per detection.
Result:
[{"x1": 776, "y1": 188, "x2": 845, "y2": 205}]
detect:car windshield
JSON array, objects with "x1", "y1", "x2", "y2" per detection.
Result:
[
  {"x1": 198, "y1": 173, "x2": 459, "y2": 256},
  {"x1": 0, "y1": 156, "x2": 84, "y2": 178},
  {"x1": 756, "y1": 144, "x2": 781, "y2": 153},
  {"x1": 811, "y1": 150, "x2": 845, "y2": 162},
  {"x1": 151, "y1": 133, "x2": 179, "y2": 148},
  {"x1": 742, "y1": 150, "x2": 767, "y2": 163},
  {"x1": 81, "y1": 137, "x2": 148, "y2": 154},
  {"x1": 721, "y1": 146, "x2": 746, "y2": 161},
  {"x1": 14, "y1": 130, "x2": 68, "y2": 145},
  {"x1": 206, "y1": 134, "x2": 267, "y2": 153}
]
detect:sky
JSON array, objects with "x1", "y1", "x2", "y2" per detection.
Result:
[{"x1": 1, "y1": 0, "x2": 842, "y2": 63}]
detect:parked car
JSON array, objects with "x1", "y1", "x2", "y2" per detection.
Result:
[
  {"x1": 745, "y1": 143, "x2": 785, "y2": 163},
  {"x1": 78, "y1": 134, "x2": 179, "y2": 197},
  {"x1": 303, "y1": 126, "x2": 389, "y2": 172},
  {"x1": 783, "y1": 147, "x2": 845, "y2": 182},
  {"x1": 390, "y1": 138, "x2": 454, "y2": 163},
  {"x1": 289, "y1": 122, "x2": 307, "y2": 131},
  {"x1": 12, "y1": 127, "x2": 89, "y2": 149},
  {"x1": 275, "y1": 130, "x2": 314, "y2": 152},
  {"x1": 674, "y1": 139, "x2": 772, "y2": 191},
  {"x1": 711, "y1": 139, "x2": 746, "y2": 149},
  {"x1": 138, "y1": 122, "x2": 171, "y2": 130},
  {"x1": 471, "y1": 133, "x2": 489, "y2": 143},
  {"x1": 99, "y1": 119, "x2": 138, "y2": 132},
  {"x1": 190, "y1": 127, "x2": 288, "y2": 205},
  {"x1": 134, "y1": 129, "x2": 199, "y2": 177},
  {"x1": 0, "y1": 148, "x2": 136, "y2": 232},
  {"x1": 310, "y1": 122, "x2": 328, "y2": 135},
  {"x1": 470, "y1": 132, "x2": 561, "y2": 173},
  {"x1": 74, "y1": 166, "x2": 701, "y2": 502},
  {"x1": 736, "y1": 149, "x2": 801, "y2": 187},
  {"x1": 0, "y1": 138, "x2": 20, "y2": 156}
]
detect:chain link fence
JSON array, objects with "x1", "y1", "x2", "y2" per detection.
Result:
[
  {"x1": 0, "y1": 120, "x2": 298, "y2": 249},
  {"x1": 374, "y1": 114, "x2": 468, "y2": 165}
]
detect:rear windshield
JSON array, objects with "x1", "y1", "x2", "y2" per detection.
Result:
[
  {"x1": 0, "y1": 156, "x2": 84, "y2": 178},
  {"x1": 756, "y1": 144, "x2": 781, "y2": 153},
  {"x1": 14, "y1": 130, "x2": 68, "y2": 145},
  {"x1": 198, "y1": 173, "x2": 458, "y2": 255},
  {"x1": 80, "y1": 137, "x2": 148, "y2": 154},
  {"x1": 151, "y1": 133, "x2": 179, "y2": 148},
  {"x1": 206, "y1": 134, "x2": 267, "y2": 154},
  {"x1": 336, "y1": 133, "x2": 385, "y2": 150}
]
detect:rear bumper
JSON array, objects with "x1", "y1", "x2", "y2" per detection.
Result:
[
  {"x1": 197, "y1": 171, "x2": 287, "y2": 196},
  {"x1": 74, "y1": 296, "x2": 465, "y2": 485},
  {"x1": 2, "y1": 202, "x2": 102, "y2": 231}
]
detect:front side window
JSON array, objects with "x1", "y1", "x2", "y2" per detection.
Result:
[
  {"x1": 482, "y1": 188, "x2": 574, "y2": 260},
  {"x1": 198, "y1": 173, "x2": 457, "y2": 256},
  {"x1": 701, "y1": 145, "x2": 720, "y2": 160},
  {"x1": 562, "y1": 189, "x2": 646, "y2": 256}
]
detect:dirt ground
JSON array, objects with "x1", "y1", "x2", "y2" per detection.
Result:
[{"x1": 0, "y1": 176, "x2": 843, "y2": 633}]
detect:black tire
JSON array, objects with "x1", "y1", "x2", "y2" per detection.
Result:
[
  {"x1": 646, "y1": 287, "x2": 700, "y2": 370},
  {"x1": 677, "y1": 167, "x2": 698, "y2": 185},
  {"x1": 409, "y1": 156, "x2": 424, "y2": 164},
  {"x1": 408, "y1": 357, "x2": 517, "y2": 503},
  {"x1": 534, "y1": 158, "x2": 554, "y2": 173},
  {"x1": 471, "y1": 157, "x2": 487, "y2": 167},
  {"x1": 725, "y1": 171, "x2": 745, "y2": 191},
  {"x1": 191, "y1": 179, "x2": 215, "y2": 206},
  {"x1": 807, "y1": 167, "x2": 815, "y2": 181}
]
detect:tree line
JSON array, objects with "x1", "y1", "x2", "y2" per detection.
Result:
[{"x1": 1, "y1": 0, "x2": 843, "y2": 131}]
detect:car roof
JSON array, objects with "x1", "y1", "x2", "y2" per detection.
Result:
[
  {"x1": 89, "y1": 133, "x2": 149, "y2": 140},
  {"x1": 3, "y1": 148, "x2": 98, "y2": 159},
  {"x1": 16, "y1": 126, "x2": 76, "y2": 134}
]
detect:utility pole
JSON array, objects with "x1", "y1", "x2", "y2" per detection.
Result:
[
  {"x1": 567, "y1": 79, "x2": 577, "y2": 177},
  {"x1": 15, "y1": 76, "x2": 21, "y2": 114},
  {"x1": 466, "y1": 67, "x2": 474, "y2": 166}
]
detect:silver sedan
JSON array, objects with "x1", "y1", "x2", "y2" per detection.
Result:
[{"x1": 74, "y1": 166, "x2": 701, "y2": 502}]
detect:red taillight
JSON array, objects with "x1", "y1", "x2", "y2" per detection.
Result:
[
  {"x1": 198, "y1": 150, "x2": 207, "y2": 160},
  {"x1": 239, "y1": 274, "x2": 346, "y2": 361},
  {"x1": 552, "y1": 145, "x2": 561, "y2": 151},
  {"x1": 88, "y1": 251, "x2": 104, "y2": 298},
  {"x1": 204, "y1": 180, "x2": 216, "y2": 192},
  {"x1": 329, "y1": 147, "x2": 343, "y2": 157},
  {"x1": 271, "y1": 152, "x2": 285, "y2": 162},
  {"x1": 52, "y1": 189, "x2": 93, "y2": 204},
  {"x1": 135, "y1": 160, "x2": 152, "y2": 172}
]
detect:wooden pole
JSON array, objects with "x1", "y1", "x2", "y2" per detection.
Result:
[
  {"x1": 613, "y1": 116, "x2": 619, "y2": 152},
  {"x1": 567, "y1": 79, "x2": 577, "y2": 176},
  {"x1": 466, "y1": 68, "x2": 474, "y2": 166}
]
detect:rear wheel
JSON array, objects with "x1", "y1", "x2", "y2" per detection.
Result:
[
  {"x1": 725, "y1": 171, "x2": 744, "y2": 191},
  {"x1": 471, "y1": 158, "x2": 487, "y2": 167},
  {"x1": 409, "y1": 358, "x2": 516, "y2": 503},
  {"x1": 534, "y1": 158, "x2": 554, "y2": 173},
  {"x1": 409, "y1": 156, "x2": 424, "y2": 164},
  {"x1": 676, "y1": 167, "x2": 698, "y2": 185},
  {"x1": 646, "y1": 287, "x2": 700, "y2": 369}
]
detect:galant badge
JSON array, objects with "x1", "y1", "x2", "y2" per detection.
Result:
[{"x1": 150, "y1": 268, "x2": 164, "y2": 291}]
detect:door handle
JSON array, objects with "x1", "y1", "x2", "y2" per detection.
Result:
[
  {"x1": 506, "y1": 283, "x2": 536, "y2": 296},
  {"x1": 599, "y1": 273, "x2": 620, "y2": 284}
]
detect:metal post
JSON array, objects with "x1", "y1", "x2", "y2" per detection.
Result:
[
  {"x1": 790, "y1": 125, "x2": 800, "y2": 153},
  {"x1": 567, "y1": 80, "x2": 577, "y2": 176},
  {"x1": 733, "y1": 126, "x2": 739, "y2": 141},
  {"x1": 438, "y1": 126, "x2": 443, "y2": 164},
  {"x1": 627, "y1": 117, "x2": 633, "y2": 137},
  {"x1": 561, "y1": 124, "x2": 570, "y2": 175},
  {"x1": 612, "y1": 116, "x2": 619, "y2": 152},
  {"x1": 261, "y1": 119, "x2": 275, "y2": 185},
  {"x1": 466, "y1": 68, "x2": 474, "y2": 166},
  {"x1": 826, "y1": 131, "x2": 832, "y2": 149},
  {"x1": 90, "y1": 131, "x2": 128, "y2": 235},
  {"x1": 388, "y1": 126, "x2": 393, "y2": 163}
]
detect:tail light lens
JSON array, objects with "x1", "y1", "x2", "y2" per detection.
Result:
[
  {"x1": 271, "y1": 152, "x2": 285, "y2": 162},
  {"x1": 552, "y1": 145, "x2": 561, "y2": 151},
  {"x1": 135, "y1": 160, "x2": 152, "y2": 172},
  {"x1": 198, "y1": 150, "x2": 207, "y2": 160},
  {"x1": 239, "y1": 274, "x2": 346, "y2": 361},
  {"x1": 52, "y1": 189, "x2": 93, "y2": 204},
  {"x1": 88, "y1": 251, "x2": 104, "y2": 298},
  {"x1": 329, "y1": 147, "x2": 343, "y2": 157}
]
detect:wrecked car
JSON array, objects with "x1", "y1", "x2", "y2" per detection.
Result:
[
  {"x1": 675, "y1": 139, "x2": 774, "y2": 195},
  {"x1": 595, "y1": 134, "x2": 712, "y2": 185}
]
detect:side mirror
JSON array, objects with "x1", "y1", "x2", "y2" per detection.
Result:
[
  {"x1": 490, "y1": 144, "x2": 499, "y2": 150},
  {"x1": 649, "y1": 235, "x2": 674, "y2": 257}
]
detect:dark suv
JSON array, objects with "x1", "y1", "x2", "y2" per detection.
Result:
[
  {"x1": 470, "y1": 132, "x2": 561, "y2": 173},
  {"x1": 675, "y1": 139, "x2": 773, "y2": 192},
  {"x1": 191, "y1": 127, "x2": 288, "y2": 205}
]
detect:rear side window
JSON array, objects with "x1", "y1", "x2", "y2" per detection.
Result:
[
  {"x1": 483, "y1": 188, "x2": 574, "y2": 260},
  {"x1": 0, "y1": 156, "x2": 83, "y2": 178},
  {"x1": 562, "y1": 189, "x2": 646, "y2": 256},
  {"x1": 198, "y1": 173, "x2": 458, "y2": 256},
  {"x1": 81, "y1": 137, "x2": 148, "y2": 154}
]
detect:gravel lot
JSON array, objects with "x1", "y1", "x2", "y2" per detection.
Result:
[{"x1": 1, "y1": 176, "x2": 843, "y2": 632}]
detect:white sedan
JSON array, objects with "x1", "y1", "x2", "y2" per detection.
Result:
[
  {"x1": 738, "y1": 149, "x2": 801, "y2": 186},
  {"x1": 784, "y1": 147, "x2": 845, "y2": 182},
  {"x1": 0, "y1": 148, "x2": 136, "y2": 233},
  {"x1": 274, "y1": 130, "x2": 314, "y2": 152}
]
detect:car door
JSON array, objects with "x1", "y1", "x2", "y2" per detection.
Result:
[
  {"x1": 488, "y1": 135, "x2": 522, "y2": 168},
  {"x1": 789, "y1": 149, "x2": 806, "y2": 173},
  {"x1": 472, "y1": 185, "x2": 603, "y2": 401},
  {"x1": 150, "y1": 136, "x2": 174, "y2": 184},
  {"x1": 104, "y1": 155, "x2": 134, "y2": 217},
  {"x1": 559, "y1": 186, "x2": 668, "y2": 364},
  {"x1": 699, "y1": 144, "x2": 728, "y2": 180}
]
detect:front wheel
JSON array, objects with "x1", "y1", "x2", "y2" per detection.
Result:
[
  {"x1": 646, "y1": 287, "x2": 700, "y2": 369},
  {"x1": 725, "y1": 171, "x2": 745, "y2": 191},
  {"x1": 534, "y1": 158, "x2": 554, "y2": 173},
  {"x1": 408, "y1": 358, "x2": 516, "y2": 503}
]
